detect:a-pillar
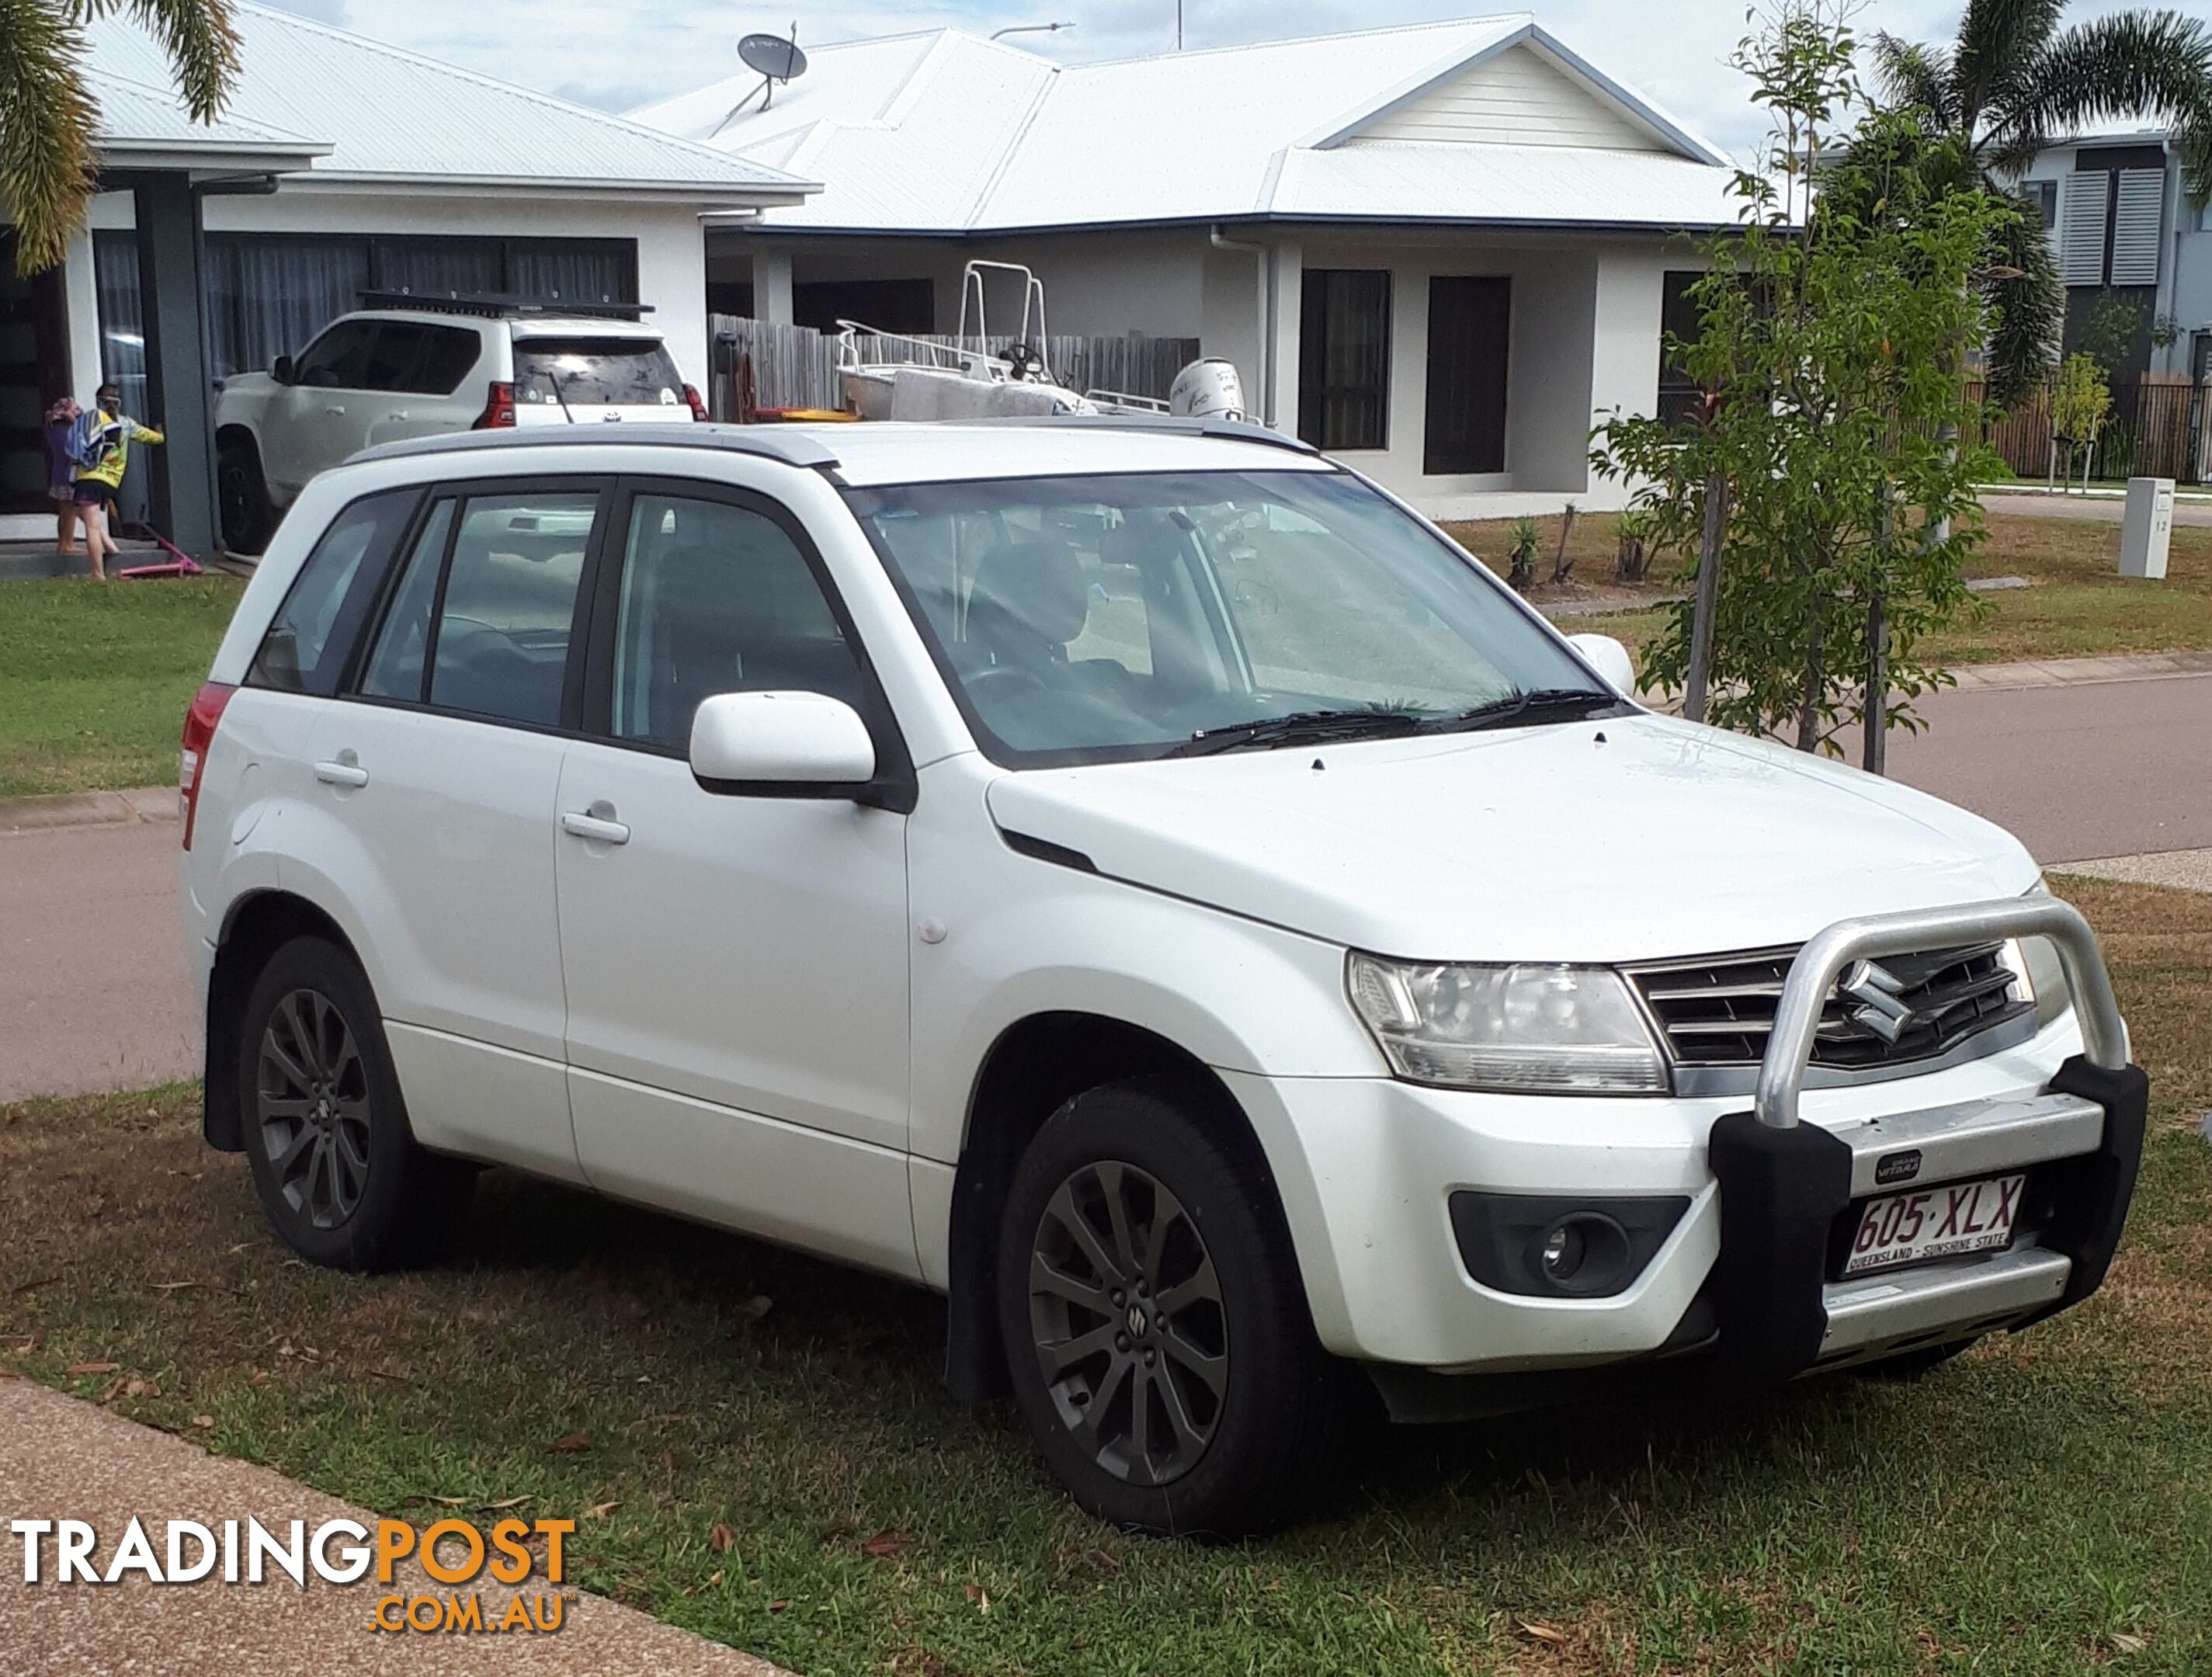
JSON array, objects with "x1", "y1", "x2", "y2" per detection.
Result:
[{"x1": 127, "y1": 173, "x2": 217, "y2": 557}]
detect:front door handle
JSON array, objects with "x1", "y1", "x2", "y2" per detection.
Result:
[
  {"x1": 313, "y1": 755, "x2": 369, "y2": 789},
  {"x1": 389, "y1": 409, "x2": 409, "y2": 422},
  {"x1": 560, "y1": 801, "x2": 630, "y2": 845}
]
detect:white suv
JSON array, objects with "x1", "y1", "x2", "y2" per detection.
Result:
[
  {"x1": 179, "y1": 419, "x2": 2146, "y2": 1534},
  {"x1": 213, "y1": 301, "x2": 702, "y2": 554}
]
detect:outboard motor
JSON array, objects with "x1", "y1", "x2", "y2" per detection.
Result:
[{"x1": 1169, "y1": 357, "x2": 1246, "y2": 422}]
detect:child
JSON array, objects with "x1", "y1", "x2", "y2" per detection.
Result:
[
  {"x1": 43, "y1": 397, "x2": 81, "y2": 555},
  {"x1": 69, "y1": 383, "x2": 164, "y2": 582}
]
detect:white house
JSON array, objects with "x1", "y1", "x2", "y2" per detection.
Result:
[
  {"x1": 2, "y1": 3, "x2": 812, "y2": 552},
  {"x1": 2016, "y1": 127, "x2": 2212, "y2": 385},
  {"x1": 634, "y1": 15, "x2": 1747, "y2": 516}
]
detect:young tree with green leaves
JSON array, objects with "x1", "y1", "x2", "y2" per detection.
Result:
[
  {"x1": 1869, "y1": 0, "x2": 2212, "y2": 407},
  {"x1": 1594, "y1": 2, "x2": 2011, "y2": 769},
  {"x1": 1, "y1": 0, "x2": 239, "y2": 276}
]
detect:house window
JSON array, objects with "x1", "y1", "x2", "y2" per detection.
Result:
[
  {"x1": 1658, "y1": 269, "x2": 1704, "y2": 425},
  {"x1": 1298, "y1": 269, "x2": 1391, "y2": 450},
  {"x1": 2026, "y1": 180, "x2": 2058, "y2": 230},
  {"x1": 198, "y1": 233, "x2": 640, "y2": 384},
  {"x1": 1422, "y1": 276, "x2": 1509, "y2": 475},
  {"x1": 91, "y1": 232, "x2": 151, "y2": 422}
]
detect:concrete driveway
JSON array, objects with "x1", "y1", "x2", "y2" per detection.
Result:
[{"x1": 0, "y1": 799, "x2": 198, "y2": 1105}]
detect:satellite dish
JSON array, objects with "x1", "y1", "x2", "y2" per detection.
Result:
[
  {"x1": 712, "y1": 24, "x2": 807, "y2": 133},
  {"x1": 738, "y1": 31, "x2": 807, "y2": 82}
]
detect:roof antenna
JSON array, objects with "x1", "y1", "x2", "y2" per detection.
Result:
[{"x1": 710, "y1": 23, "x2": 808, "y2": 137}]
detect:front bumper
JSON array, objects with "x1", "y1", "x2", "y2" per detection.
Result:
[{"x1": 1231, "y1": 897, "x2": 2146, "y2": 1384}]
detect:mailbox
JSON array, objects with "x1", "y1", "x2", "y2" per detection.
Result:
[{"x1": 2120, "y1": 476, "x2": 2174, "y2": 580}]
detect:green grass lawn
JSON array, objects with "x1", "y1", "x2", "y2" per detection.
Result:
[
  {"x1": 0, "y1": 575, "x2": 244, "y2": 797},
  {"x1": 4, "y1": 878, "x2": 2208, "y2": 1674},
  {"x1": 1445, "y1": 511, "x2": 2212, "y2": 676}
]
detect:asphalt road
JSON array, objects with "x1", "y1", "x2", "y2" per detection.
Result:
[
  {"x1": 1880, "y1": 672, "x2": 2212, "y2": 864},
  {"x1": 1980, "y1": 491, "x2": 2212, "y2": 526},
  {"x1": 2, "y1": 669, "x2": 2208, "y2": 1106}
]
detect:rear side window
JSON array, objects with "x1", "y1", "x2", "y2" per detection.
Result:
[
  {"x1": 428, "y1": 494, "x2": 597, "y2": 726},
  {"x1": 246, "y1": 490, "x2": 419, "y2": 696},
  {"x1": 512, "y1": 338, "x2": 685, "y2": 409},
  {"x1": 359, "y1": 499, "x2": 456, "y2": 702}
]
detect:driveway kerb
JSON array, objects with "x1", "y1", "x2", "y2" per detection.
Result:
[{"x1": 2, "y1": 786, "x2": 178, "y2": 834}]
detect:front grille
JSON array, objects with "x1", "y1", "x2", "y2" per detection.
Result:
[{"x1": 1628, "y1": 942, "x2": 2028, "y2": 1070}]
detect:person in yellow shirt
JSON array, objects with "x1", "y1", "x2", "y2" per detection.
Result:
[{"x1": 70, "y1": 381, "x2": 164, "y2": 582}]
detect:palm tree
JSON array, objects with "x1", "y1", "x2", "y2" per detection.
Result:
[
  {"x1": 1, "y1": 0, "x2": 240, "y2": 276},
  {"x1": 1870, "y1": 1, "x2": 2212, "y2": 406}
]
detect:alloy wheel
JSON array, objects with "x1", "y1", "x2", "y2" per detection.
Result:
[
  {"x1": 1026, "y1": 1159, "x2": 1228, "y2": 1485},
  {"x1": 256, "y1": 988, "x2": 371, "y2": 1230}
]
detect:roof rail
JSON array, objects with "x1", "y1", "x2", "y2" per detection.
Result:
[
  {"x1": 349, "y1": 423, "x2": 840, "y2": 471},
  {"x1": 962, "y1": 412, "x2": 1318, "y2": 454},
  {"x1": 354, "y1": 290, "x2": 655, "y2": 322}
]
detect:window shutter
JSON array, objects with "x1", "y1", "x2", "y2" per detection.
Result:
[
  {"x1": 2110, "y1": 168, "x2": 2165, "y2": 286},
  {"x1": 2057, "y1": 172, "x2": 2110, "y2": 286}
]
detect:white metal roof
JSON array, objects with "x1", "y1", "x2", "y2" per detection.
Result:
[
  {"x1": 633, "y1": 15, "x2": 1739, "y2": 234},
  {"x1": 84, "y1": 2, "x2": 814, "y2": 202}
]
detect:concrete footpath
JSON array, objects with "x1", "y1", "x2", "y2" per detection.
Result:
[{"x1": 0, "y1": 1375, "x2": 789, "y2": 1675}]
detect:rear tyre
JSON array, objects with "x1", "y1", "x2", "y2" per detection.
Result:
[
  {"x1": 995, "y1": 1077, "x2": 1346, "y2": 1536},
  {"x1": 236, "y1": 936, "x2": 472, "y2": 1271},
  {"x1": 217, "y1": 436, "x2": 276, "y2": 555}
]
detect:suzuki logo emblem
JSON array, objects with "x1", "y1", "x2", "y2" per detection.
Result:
[{"x1": 1839, "y1": 959, "x2": 1917, "y2": 1043}]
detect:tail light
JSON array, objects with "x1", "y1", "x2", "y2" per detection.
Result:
[
  {"x1": 682, "y1": 383, "x2": 710, "y2": 422},
  {"x1": 472, "y1": 380, "x2": 517, "y2": 429},
  {"x1": 179, "y1": 682, "x2": 237, "y2": 851}
]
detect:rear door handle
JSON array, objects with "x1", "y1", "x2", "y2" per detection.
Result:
[
  {"x1": 313, "y1": 758, "x2": 369, "y2": 789},
  {"x1": 561, "y1": 803, "x2": 630, "y2": 845},
  {"x1": 322, "y1": 404, "x2": 347, "y2": 416}
]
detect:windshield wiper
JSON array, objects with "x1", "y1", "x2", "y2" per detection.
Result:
[
  {"x1": 1423, "y1": 687, "x2": 1624, "y2": 734},
  {"x1": 1165, "y1": 708, "x2": 1425, "y2": 757}
]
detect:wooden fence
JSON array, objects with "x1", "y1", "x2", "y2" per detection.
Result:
[
  {"x1": 707, "y1": 315, "x2": 1201, "y2": 418},
  {"x1": 1966, "y1": 377, "x2": 2209, "y2": 485}
]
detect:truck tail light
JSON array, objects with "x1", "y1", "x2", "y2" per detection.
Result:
[
  {"x1": 179, "y1": 682, "x2": 237, "y2": 851},
  {"x1": 472, "y1": 381, "x2": 517, "y2": 429},
  {"x1": 682, "y1": 383, "x2": 710, "y2": 422}
]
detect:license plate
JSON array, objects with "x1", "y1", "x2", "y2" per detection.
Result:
[{"x1": 1844, "y1": 1172, "x2": 2026, "y2": 1276}]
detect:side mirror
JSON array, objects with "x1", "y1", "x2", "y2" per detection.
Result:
[
  {"x1": 1566, "y1": 633, "x2": 1637, "y2": 696},
  {"x1": 689, "y1": 690, "x2": 877, "y2": 794},
  {"x1": 272, "y1": 355, "x2": 294, "y2": 386}
]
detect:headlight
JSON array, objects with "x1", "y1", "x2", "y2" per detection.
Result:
[{"x1": 1346, "y1": 955, "x2": 1668, "y2": 1094}]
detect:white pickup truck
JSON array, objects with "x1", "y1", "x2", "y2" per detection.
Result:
[{"x1": 178, "y1": 417, "x2": 2146, "y2": 1534}]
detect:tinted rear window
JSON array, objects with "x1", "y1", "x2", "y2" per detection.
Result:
[{"x1": 512, "y1": 338, "x2": 686, "y2": 409}]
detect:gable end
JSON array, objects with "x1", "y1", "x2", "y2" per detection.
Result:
[{"x1": 1344, "y1": 43, "x2": 1667, "y2": 151}]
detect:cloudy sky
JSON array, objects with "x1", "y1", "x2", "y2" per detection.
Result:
[{"x1": 253, "y1": 0, "x2": 2162, "y2": 162}]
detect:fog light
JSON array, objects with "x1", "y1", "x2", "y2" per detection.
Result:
[
  {"x1": 1450, "y1": 1193, "x2": 1689, "y2": 1300},
  {"x1": 1531, "y1": 1213, "x2": 1630, "y2": 1294},
  {"x1": 1540, "y1": 1221, "x2": 1585, "y2": 1281}
]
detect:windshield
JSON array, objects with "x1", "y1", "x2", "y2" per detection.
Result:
[
  {"x1": 844, "y1": 469, "x2": 1616, "y2": 766},
  {"x1": 511, "y1": 338, "x2": 686, "y2": 408}
]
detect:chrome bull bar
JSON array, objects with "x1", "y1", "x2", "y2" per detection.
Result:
[
  {"x1": 1706, "y1": 895, "x2": 2146, "y2": 1380},
  {"x1": 1752, "y1": 896, "x2": 2130, "y2": 1131}
]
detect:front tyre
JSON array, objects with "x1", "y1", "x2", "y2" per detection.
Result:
[
  {"x1": 237, "y1": 936, "x2": 471, "y2": 1271},
  {"x1": 995, "y1": 1078, "x2": 1345, "y2": 1536}
]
